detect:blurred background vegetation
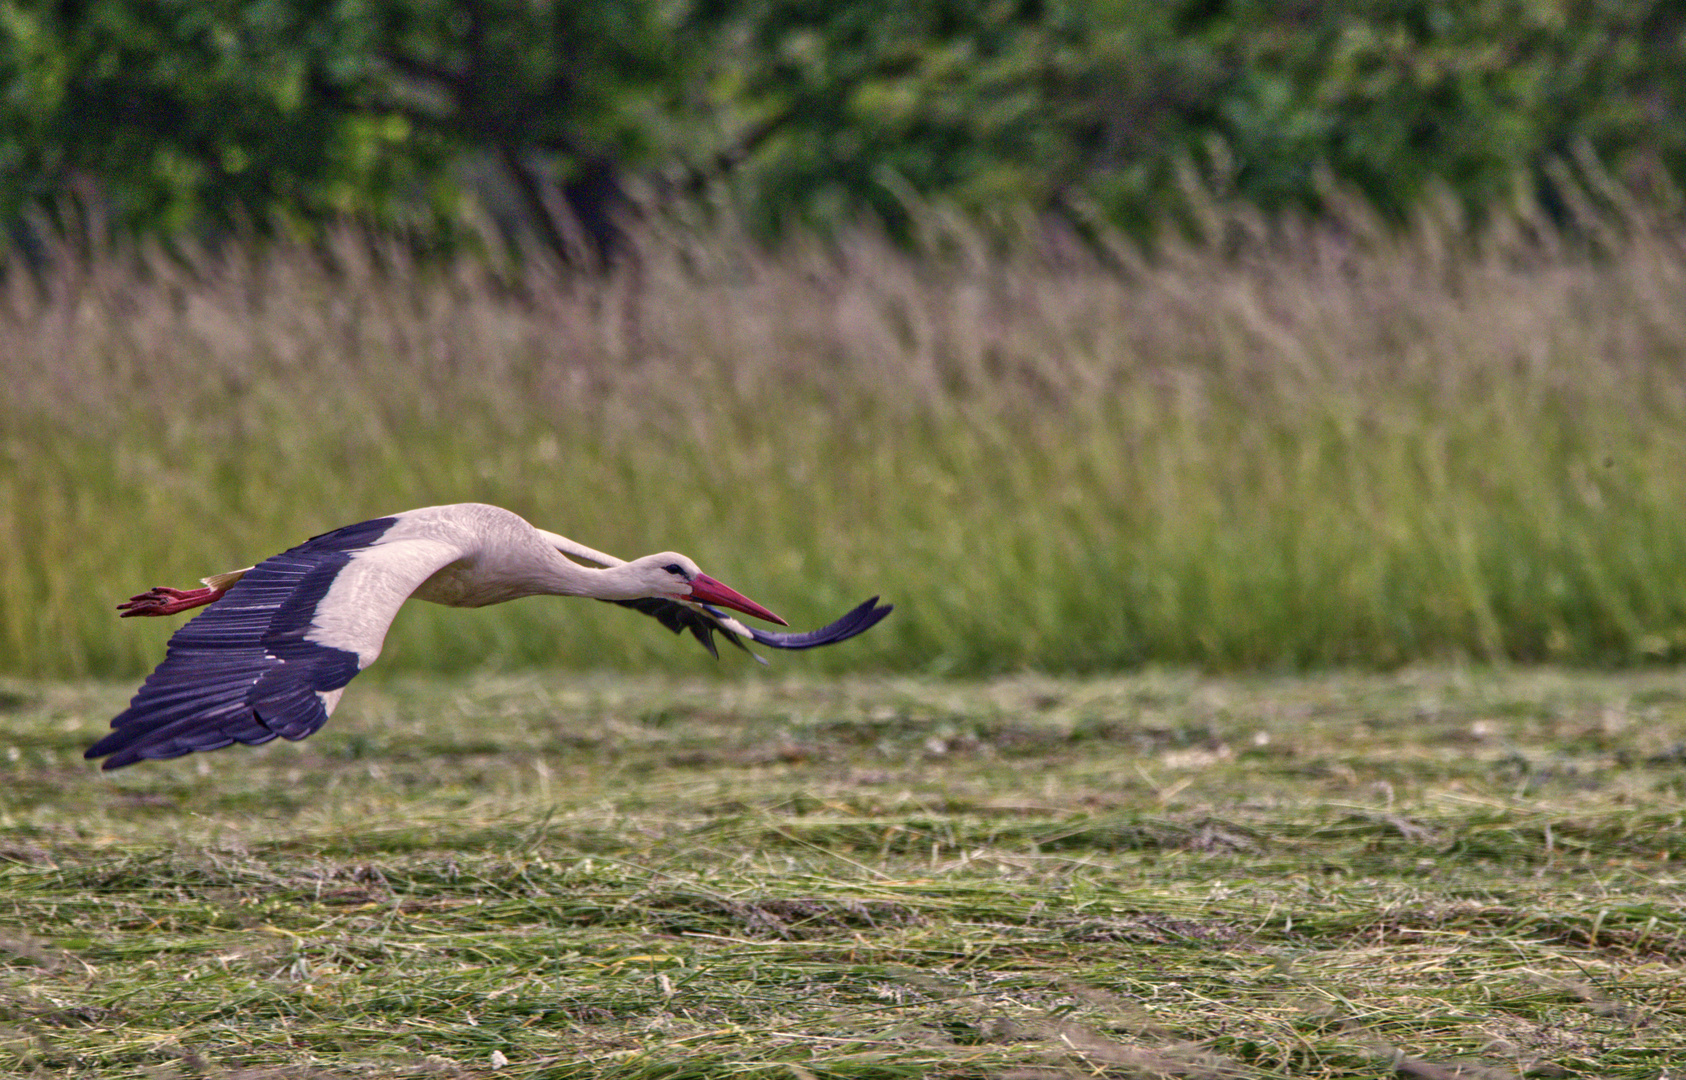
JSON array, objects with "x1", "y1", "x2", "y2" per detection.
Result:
[
  {"x1": 7, "y1": 0, "x2": 1685, "y2": 254},
  {"x1": 4, "y1": 0, "x2": 1686, "y2": 679}
]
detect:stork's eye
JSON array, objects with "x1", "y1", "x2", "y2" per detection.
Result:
[{"x1": 662, "y1": 563, "x2": 688, "y2": 578}]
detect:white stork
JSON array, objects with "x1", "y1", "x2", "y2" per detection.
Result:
[{"x1": 86, "y1": 503, "x2": 891, "y2": 770}]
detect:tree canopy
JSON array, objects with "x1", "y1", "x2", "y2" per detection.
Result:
[{"x1": 3, "y1": 0, "x2": 1683, "y2": 259}]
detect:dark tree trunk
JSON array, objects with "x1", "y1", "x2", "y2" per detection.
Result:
[
  {"x1": 561, "y1": 156, "x2": 630, "y2": 269},
  {"x1": 495, "y1": 142, "x2": 575, "y2": 268}
]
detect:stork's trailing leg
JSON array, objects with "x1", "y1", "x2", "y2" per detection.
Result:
[{"x1": 118, "y1": 585, "x2": 228, "y2": 617}]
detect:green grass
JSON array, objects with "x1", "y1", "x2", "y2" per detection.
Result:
[
  {"x1": 8, "y1": 208, "x2": 1686, "y2": 678},
  {"x1": 2, "y1": 669, "x2": 1684, "y2": 1077}
]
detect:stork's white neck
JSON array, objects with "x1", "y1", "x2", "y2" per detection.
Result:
[
  {"x1": 365, "y1": 504, "x2": 693, "y2": 609},
  {"x1": 542, "y1": 556, "x2": 671, "y2": 601}
]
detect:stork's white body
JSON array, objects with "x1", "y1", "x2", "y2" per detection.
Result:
[
  {"x1": 212, "y1": 503, "x2": 734, "y2": 668},
  {"x1": 88, "y1": 503, "x2": 891, "y2": 770},
  {"x1": 311, "y1": 505, "x2": 658, "y2": 661}
]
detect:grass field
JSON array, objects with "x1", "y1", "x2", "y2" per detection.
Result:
[
  {"x1": 1, "y1": 669, "x2": 1683, "y2": 1078},
  {"x1": 8, "y1": 198, "x2": 1686, "y2": 677}
]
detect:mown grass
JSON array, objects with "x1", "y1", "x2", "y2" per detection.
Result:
[
  {"x1": 1, "y1": 669, "x2": 1684, "y2": 1077},
  {"x1": 7, "y1": 198, "x2": 1686, "y2": 678}
]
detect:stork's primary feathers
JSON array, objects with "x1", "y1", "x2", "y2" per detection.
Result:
[{"x1": 88, "y1": 504, "x2": 891, "y2": 770}]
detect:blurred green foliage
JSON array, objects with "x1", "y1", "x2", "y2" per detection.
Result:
[
  {"x1": 726, "y1": 0, "x2": 1686, "y2": 233},
  {"x1": 2, "y1": 1, "x2": 1683, "y2": 246},
  {"x1": 0, "y1": 0, "x2": 690, "y2": 259}
]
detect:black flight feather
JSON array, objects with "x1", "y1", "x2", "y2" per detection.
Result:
[
  {"x1": 604, "y1": 596, "x2": 892, "y2": 660},
  {"x1": 86, "y1": 517, "x2": 397, "y2": 769}
]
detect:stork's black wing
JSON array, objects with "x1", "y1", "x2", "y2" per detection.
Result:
[
  {"x1": 737, "y1": 597, "x2": 894, "y2": 649},
  {"x1": 86, "y1": 517, "x2": 401, "y2": 770},
  {"x1": 606, "y1": 596, "x2": 749, "y2": 659},
  {"x1": 606, "y1": 596, "x2": 892, "y2": 660}
]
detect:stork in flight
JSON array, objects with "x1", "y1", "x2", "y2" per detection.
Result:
[{"x1": 86, "y1": 503, "x2": 891, "y2": 770}]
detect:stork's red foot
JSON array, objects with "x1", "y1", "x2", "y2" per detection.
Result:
[{"x1": 118, "y1": 586, "x2": 226, "y2": 617}]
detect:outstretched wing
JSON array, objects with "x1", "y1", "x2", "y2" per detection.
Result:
[
  {"x1": 733, "y1": 596, "x2": 893, "y2": 649},
  {"x1": 606, "y1": 595, "x2": 893, "y2": 660},
  {"x1": 87, "y1": 517, "x2": 462, "y2": 770}
]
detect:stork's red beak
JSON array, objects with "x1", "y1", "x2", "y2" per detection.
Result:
[{"x1": 686, "y1": 573, "x2": 788, "y2": 625}]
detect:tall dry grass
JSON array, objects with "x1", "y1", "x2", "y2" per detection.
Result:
[{"x1": 5, "y1": 195, "x2": 1686, "y2": 678}]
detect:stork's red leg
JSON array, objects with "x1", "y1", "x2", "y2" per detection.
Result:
[{"x1": 118, "y1": 586, "x2": 228, "y2": 617}]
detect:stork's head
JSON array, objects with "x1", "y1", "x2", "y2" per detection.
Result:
[{"x1": 626, "y1": 552, "x2": 788, "y2": 625}]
